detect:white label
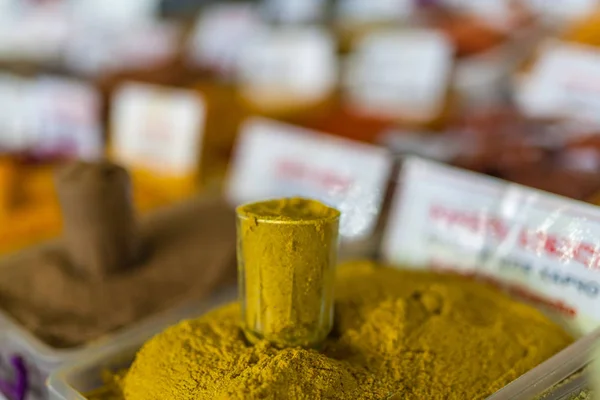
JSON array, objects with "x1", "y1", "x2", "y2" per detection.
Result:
[
  {"x1": 336, "y1": 0, "x2": 414, "y2": 23},
  {"x1": 441, "y1": 0, "x2": 512, "y2": 29},
  {"x1": 262, "y1": 0, "x2": 325, "y2": 23},
  {"x1": 63, "y1": 25, "x2": 115, "y2": 76},
  {"x1": 238, "y1": 27, "x2": 337, "y2": 105},
  {"x1": 0, "y1": 74, "x2": 101, "y2": 160},
  {"x1": 187, "y1": 3, "x2": 262, "y2": 75},
  {"x1": 26, "y1": 77, "x2": 102, "y2": 160},
  {"x1": 65, "y1": 22, "x2": 179, "y2": 76},
  {"x1": 518, "y1": 41, "x2": 600, "y2": 125},
  {"x1": 70, "y1": 0, "x2": 160, "y2": 28},
  {"x1": 0, "y1": 74, "x2": 29, "y2": 152},
  {"x1": 113, "y1": 22, "x2": 180, "y2": 70},
  {"x1": 0, "y1": 0, "x2": 15, "y2": 19},
  {"x1": 111, "y1": 82, "x2": 205, "y2": 177},
  {"x1": 345, "y1": 29, "x2": 453, "y2": 121},
  {"x1": 227, "y1": 118, "x2": 393, "y2": 240},
  {"x1": 383, "y1": 157, "x2": 600, "y2": 329},
  {"x1": 0, "y1": 4, "x2": 70, "y2": 62},
  {"x1": 525, "y1": 0, "x2": 599, "y2": 24}
]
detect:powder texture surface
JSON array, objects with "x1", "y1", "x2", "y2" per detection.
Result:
[
  {"x1": 123, "y1": 261, "x2": 573, "y2": 400},
  {"x1": 0, "y1": 198, "x2": 237, "y2": 348}
]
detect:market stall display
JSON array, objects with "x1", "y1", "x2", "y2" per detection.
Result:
[
  {"x1": 1, "y1": 0, "x2": 600, "y2": 399},
  {"x1": 47, "y1": 166, "x2": 600, "y2": 398}
]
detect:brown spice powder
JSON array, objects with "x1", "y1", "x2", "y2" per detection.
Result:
[{"x1": 0, "y1": 197, "x2": 237, "y2": 348}]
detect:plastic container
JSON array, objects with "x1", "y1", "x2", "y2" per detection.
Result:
[
  {"x1": 47, "y1": 286, "x2": 600, "y2": 400},
  {"x1": 487, "y1": 327, "x2": 600, "y2": 399},
  {"x1": 0, "y1": 225, "x2": 237, "y2": 400},
  {"x1": 4, "y1": 281, "x2": 236, "y2": 400},
  {"x1": 539, "y1": 375, "x2": 590, "y2": 400}
]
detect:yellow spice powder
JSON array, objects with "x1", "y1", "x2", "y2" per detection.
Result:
[{"x1": 122, "y1": 260, "x2": 573, "y2": 400}]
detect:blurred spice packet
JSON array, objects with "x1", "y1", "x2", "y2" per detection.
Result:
[
  {"x1": 110, "y1": 81, "x2": 205, "y2": 199},
  {"x1": 227, "y1": 118, "x2": 393, "y2": 242},
  {"x1": 186, "y1": 3, "x2": 263, "y2": 78},
  {"x1": 516, "y1": 40, "x2": 600, "y2": 127},
  {"x1": 0, "y1": 73, "x2": 103, "y2": 161},
  {"x1": 525, "y1": 0, "x2": 598, "y2": 26},
  {"x1": 69, "y1": 0, "x2": 161, "y2": 29},
  {"x1": 64, "y1": 21, "x2": 181, "y2": 78},
  {"x1": 343, "y1": 28, "x2": 453, "y2": 124},
  {"x1": 26, "y1": 76, "x2": 103, "y2": 161},
  {"x1": 237, "y1": 26, "x2": 338, "y2": 115},
  {"x1": 0, "y1": 1, "x2": 70, "y2": 65}
]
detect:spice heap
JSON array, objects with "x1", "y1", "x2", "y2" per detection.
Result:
[
  {"x1": 237, "y1": 198, "x2": 340, "y2": 348},
  {"x1": 0, "y1": 161, "x2": 237, "y2": 348},
  {"x1": 121, "y1": 260, "x2": 572, "y2": 400}
]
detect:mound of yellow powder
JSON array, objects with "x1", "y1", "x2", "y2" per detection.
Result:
[{"x1": 123, "y1": 261, "x2": 573, "y2": 400}]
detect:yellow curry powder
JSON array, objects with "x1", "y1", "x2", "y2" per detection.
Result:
[
  {"x1": 122, "y1": 260, "x2": 573, "y2": 400},
  {"x1": 236, "y1": 198, "x2": 340, "y2": 348}
]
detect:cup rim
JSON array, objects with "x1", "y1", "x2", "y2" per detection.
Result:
[{"x1": 236, "y1": 198, "x2": 341, "y2": 225}]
